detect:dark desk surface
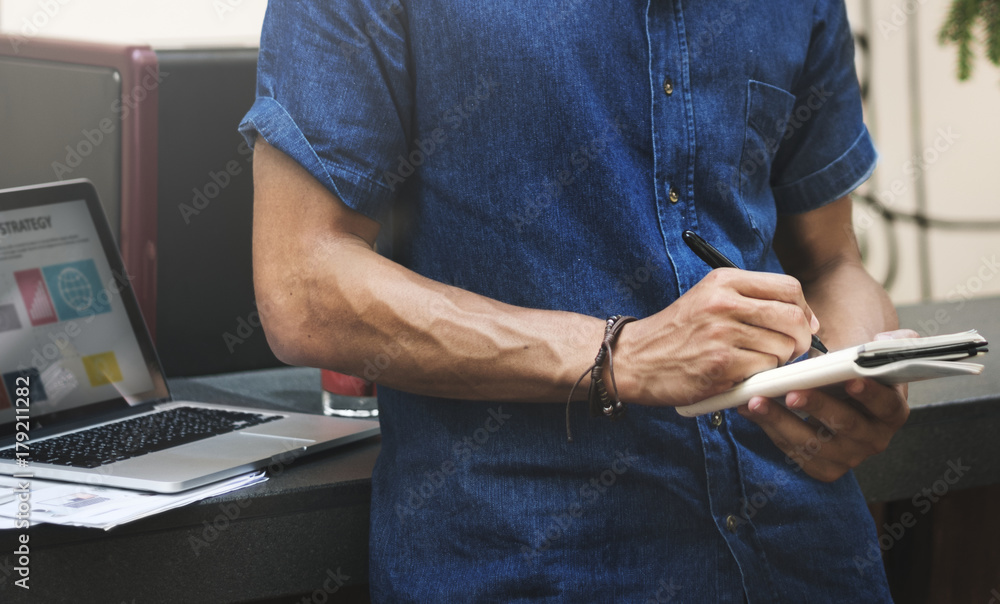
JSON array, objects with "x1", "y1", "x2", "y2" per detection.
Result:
[
  {"x1": 1, "y1": 296, "x2": 998, "y2": 603},
  {"x1": 858, "y1": 296, "x2": 1000, "y2": 502},
  {"x1": 0, "y1": 368, "x2": 380, "y2": 604}
]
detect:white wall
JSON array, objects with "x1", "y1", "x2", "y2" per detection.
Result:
[
  {"x1": 846, "y1": 0, "x2": 1000, "y2": 306},
  {"x1": 0, "y1": 0, "x2": 266, "y2": 47},
  {"x1": 2, "y1": 0, "x2": 998, "y2": 305}
]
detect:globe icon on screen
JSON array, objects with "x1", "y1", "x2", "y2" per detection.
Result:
[{"x1": 57, "y1": 267, "x2": 95, "y2": 312}]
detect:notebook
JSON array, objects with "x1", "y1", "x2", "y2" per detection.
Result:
[
  {"x1": 0, "y1": 180, "x2": 379, "y2": 492},
  {"x1": 676, "y1": 330, "x2": 988, "y2": 417}
]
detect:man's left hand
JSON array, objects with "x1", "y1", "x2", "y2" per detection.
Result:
[{"x1": 736, "y1": 328, "x2": 918, "y2": 482}]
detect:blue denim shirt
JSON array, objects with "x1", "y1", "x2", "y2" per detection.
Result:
[{"x1": 240, "y1": 1, "x2": 888, "y2": 601}]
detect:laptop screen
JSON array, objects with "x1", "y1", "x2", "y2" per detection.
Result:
[{"x1": 0, "y1": 180, "x2": 168, "y2": 436}]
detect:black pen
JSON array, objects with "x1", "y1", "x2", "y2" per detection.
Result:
[{"x1": 681, "y1": 230, "x2": 828, "y2": 354}]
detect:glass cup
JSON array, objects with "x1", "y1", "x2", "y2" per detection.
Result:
[{"x1": 321, "y1": 369, "x2": 378, "y2": 417}]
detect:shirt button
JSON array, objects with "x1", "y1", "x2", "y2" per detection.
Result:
[
  {"x1": 668, "y1": 187, "x2": 680, "y2": 203},
  {"x1": 662, "y1": 77, "x2": 674, "y2": 96},
  {"x1": 709, "y1": 411, "x2": 723, "y2": 427},
  {"x1": 725, "y1": 514, "x2": 739, "y2": 533}
]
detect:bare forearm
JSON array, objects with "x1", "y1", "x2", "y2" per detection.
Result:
[
  {"x1": 252, "y1": 140, "x2": 604, "y2": 402},
  {"x1": 801, "y1": 258, "x2": 898, "y2": 351},
  {"x1": 774, "y1": 196, "x2": 897, "y2": 351},
  {"x1": 278, "y1": 248, "x2": 602, "y2": 401}
]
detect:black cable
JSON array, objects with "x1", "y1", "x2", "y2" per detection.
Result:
[
  {"x1": 852, "y1": 194, "x2": 901, "y2": 291},
  {"x1": 854, "y1": 193, "x2": 1000, "y2": 230}
]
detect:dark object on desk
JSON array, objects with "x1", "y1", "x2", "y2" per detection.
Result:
[
  {"x1": 681, "y1": 229, "x2": 829, "y2": 354},
  {"x1": 155, "y1": 48, "x2": 282, "y2": 377}
]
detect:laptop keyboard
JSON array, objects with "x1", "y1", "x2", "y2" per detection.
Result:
[{"x1": 0, "y1": 406, "x2": 282, "y2": 468}]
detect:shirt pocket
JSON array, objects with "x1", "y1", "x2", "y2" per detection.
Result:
[{"x1": 736, "y1": 80, "x2": 796, "y2": 255}]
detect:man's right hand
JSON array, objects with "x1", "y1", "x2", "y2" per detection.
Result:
[{"x1": 612, "y1": 268, "x2": 820, "y2": 408}]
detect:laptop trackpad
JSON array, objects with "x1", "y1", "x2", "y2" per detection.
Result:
[
  {"x1": 103, "y1": 432, "x2": 313, "y2": 486},
  {"x1": 154, "y1": 432, "x2": 312, "y2": 463}
]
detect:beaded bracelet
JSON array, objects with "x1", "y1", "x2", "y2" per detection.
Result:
[{"x1": 565, "y1": 315, "x2": 637, "y2": 442}]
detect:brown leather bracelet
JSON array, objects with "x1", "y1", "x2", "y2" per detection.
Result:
[{"x1": 565, "y1": 315, "x2": 637, "y2": 442}]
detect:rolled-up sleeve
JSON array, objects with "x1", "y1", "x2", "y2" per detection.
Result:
[
  {"x1": 770, "y1": 0, "x2": 877, "y2": 214},
  {"x1": 238, "y1": 0, "x2": 412, "y2": 223}
]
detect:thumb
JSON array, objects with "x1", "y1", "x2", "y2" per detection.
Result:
[{"x1": 873, "y1": 328, "x2": 921, "y2": 341}]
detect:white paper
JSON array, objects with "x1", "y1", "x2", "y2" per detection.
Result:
[
  {"x1": 0, "y1": 471, "x2": 267, "y2": 530},
  {"x1": 676, "y1": 330, "x2": 987, "y2": 417}
]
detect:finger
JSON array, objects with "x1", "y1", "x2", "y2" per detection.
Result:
[
  {"x1": 731, "y1": 347, "x2": 785, "y2": 382},
  {"x1": 691, "y1": 348, "x2": 785, "y2": 394},
  {"x1": 842, "y1": 379, "x2": 909, "y2": 428},
  {"x1": 873, "y1": 328, "x2": 920, "y2": 341},
  {"x1": 784, "y1": 385, "x2": 903, "y2": 468},
  {"x1": 735, "y1": 297, "x2": 814, "y2": 360},
  {"x1": 719, "y1": 269, "x2": 820, "y2": 334},
  {"x1": 784, "y1": 388, "x2": 883, "y2": 447},
  {"x1": 722, "y1": 319, "x2": 798, "y2": 366},
  {"x1": 738, "y1": 398, "x2": 850, "y2": 482}
]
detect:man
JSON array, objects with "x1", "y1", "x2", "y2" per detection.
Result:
[{"x1": 241, "y1": 1, "x2": 908, "y2": 600}]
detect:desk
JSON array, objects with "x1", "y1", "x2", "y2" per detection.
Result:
[
  {"x1": 1, "y1": 297, "x2": 998, "y2": 603},
  {"x1": 856, "y1": 296, "x2": 1000, "y2": 502},
  {"x1": 0, "y1": 368, "x2": 378, "y2": 604}
]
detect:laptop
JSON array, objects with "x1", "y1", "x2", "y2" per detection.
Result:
[{"x1": 0, "y1": 179, "x2": 379, "y2": 493}]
